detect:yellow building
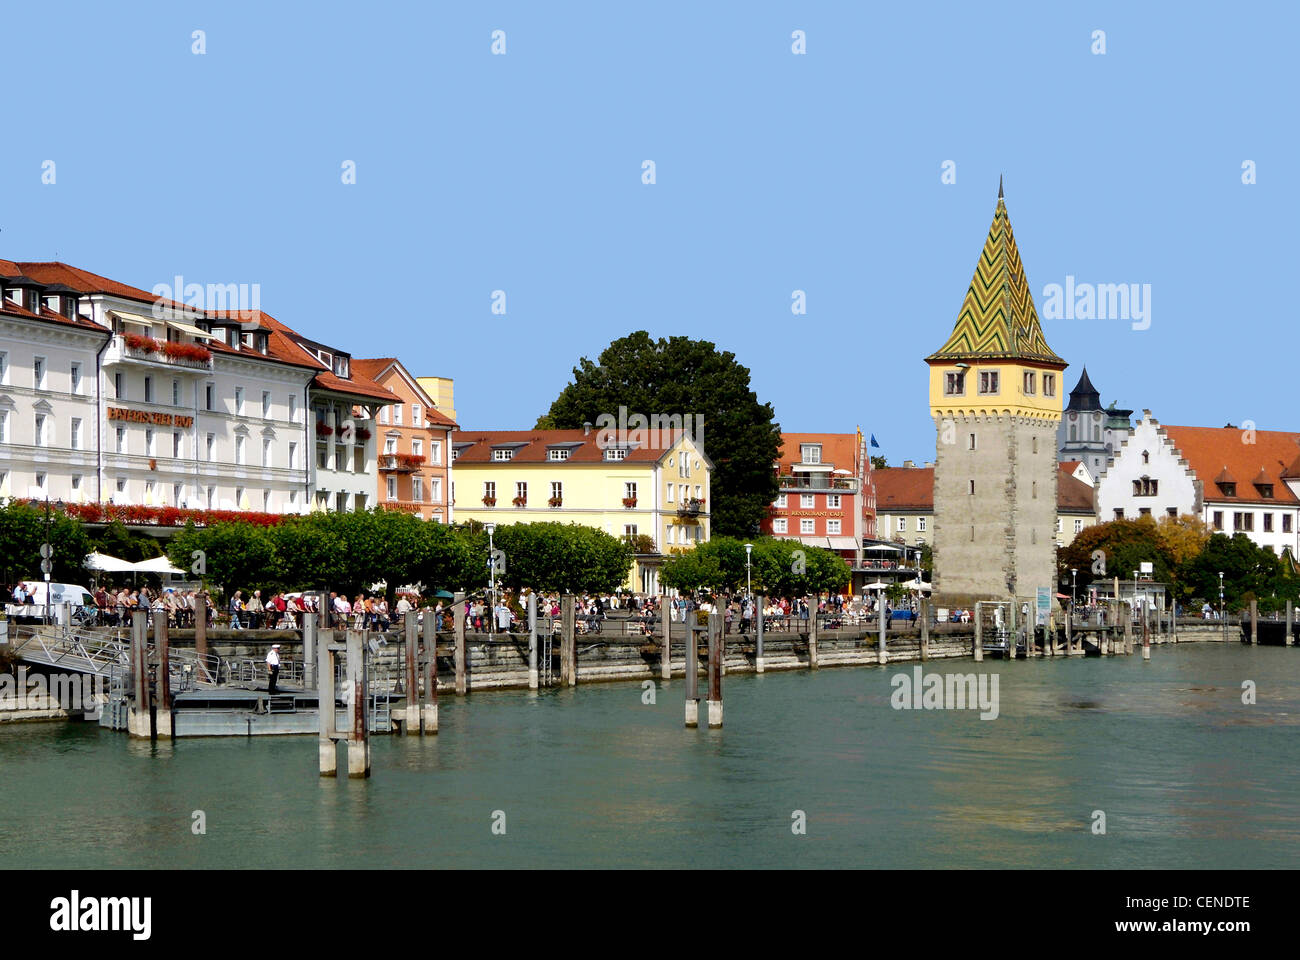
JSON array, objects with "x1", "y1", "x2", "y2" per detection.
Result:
[
  {"x1": 451, "y1": 427, "x2": 712, "y2": 593},
  {"x1": 416, "y1": 376, "x2": 457, "y2": 425}
]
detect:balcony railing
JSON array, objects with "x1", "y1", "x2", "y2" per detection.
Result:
[
  {"x1": 677, "y1": 497, "x2": 705, "y2": 517},
  {"x1": 105, "y1": 334, "x2": 214, "y2": 372},
  {"x1": 777, "y1": 475, "x2": 857, "y2": 491},
  {"x1": 378, "y1": 453, "x2": 425, "y2": 473}
]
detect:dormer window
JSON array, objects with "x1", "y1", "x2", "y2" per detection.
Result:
[
  {"x1": 1258, "y1": 484, "x2": 1274, "y2": 498},
  {"x1": 333, "y1": 355, "x2": 349, "y2": 379},
  {"x1": 492, "y1": 449, "x2": 513, "y2": 461},
  {"x1": 604, "y1": 448, "x2": 627, "y2": 461},
  {"x1": 549, "y1": 448, "x2": 570, "y2": 461},
  {"x1": 799, "y1": 443, "x2": 822, "y2": 464},
  {"x1": 1218, "y1": 482, "x2": 1236, "y2": 497}
]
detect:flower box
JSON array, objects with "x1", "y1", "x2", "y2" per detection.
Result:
[
  {"x1": 547, "y1": 497, "x2": 563, "y2": 508},
  {"x1": 354, "y1": 426, "x2": 372, "y2": 441},
  {"x1": 482, "y1": 496, "x2": 497, "y2": 507},
  {"x1": 622, "y1": 497, "x2": 637, "y2": 508},
  {"x1": 512, "y1": 496, "x2": 527, "y2": 507},
  {"x1": 316, "y1": 422, "x2": 334, "y2": 437},
  {"x1": 161, "y1": 340, "x2": 212, "y2": 363},
  {"x1": 124, "y1": 333, "x2": 160, "y2": 353}
]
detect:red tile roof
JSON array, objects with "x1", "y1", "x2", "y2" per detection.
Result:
[
  {"x1": 1161, "y1": 425, "x2": 1300, "y2": 505},
  {"x1": 1057, "y1": 463, "x2": 1095, "y2": 513},
  {"x1": 451, "y1": 429, "x2": 680, "y2": 464},
  {"x1": 872, "y1": 464, "x2": 1095, "y2": 513},
  {"x1": 353, "y1": 358, "x2": 458, "y2": 428},
  {"x1": 776, "y1": 433, "x2": 860, "y2": 474}
]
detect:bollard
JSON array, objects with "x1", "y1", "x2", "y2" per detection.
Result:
[
  {"x1": 346, "y1": 630, "x2": 370, "y2": 778},
  {"x1": 808, "y1": 600, "x2": 819, "y2": 669},
  {"x1": 755, "y1": 595, "x2": 765, "y2": 673},
  {"x1": 1250, "y1": 600, "x2": 1258, "y2": 645},
  {"x1": 706, "y1": 612, "x2": 723, "y2": 728},
  {"x1": 973, "y1": 606, "x2": 983, "y2": 662},
  {"x1": 404, "y1": 614, "x2": 420, "y2": 734},
  {"x1": 153, "y1": 612, "x2": 172, "y2": 739},
  {"x1": 561, "y1": 595, "x2": 576, "y2": 687},
  {"x1": 528, "y1": 594, "x2": 539, "y2": 690},
  {"x1": 453, "y1": 591, "x2": 467, "y2": 695},
  {"x1": 919, "y1": 598, "x2": 930, "y2": 662},
  {"x1": 661, "y1": 595, "x2": 672, "y2": 680},
  {"x1": 684, "y1": 617, "x2": 699, "y2": 728}
]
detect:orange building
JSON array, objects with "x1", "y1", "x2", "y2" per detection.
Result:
[{"x1": 353, "y1": 359, "x2": 457, "y2": 521}]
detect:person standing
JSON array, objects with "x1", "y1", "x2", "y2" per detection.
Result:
[{"x1": 266, "y1": 643, "x2": 281, "y2": 694}]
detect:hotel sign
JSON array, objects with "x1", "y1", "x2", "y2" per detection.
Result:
[{"x1": 107, "y1": 407, "x2": 194, "y2": 429}]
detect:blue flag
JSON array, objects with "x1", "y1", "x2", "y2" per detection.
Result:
[{"x1": 870, "y1": 434, "x2": 880, "y2": 448}]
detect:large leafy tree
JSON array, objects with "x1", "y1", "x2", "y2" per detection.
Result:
[
  {"x1": 661, "y1": 536, "x2": 849, "y2": 597},
  {"x1": 489, "y1": 522, "x2": 633, "y2": 594},
  {"x1": 168, "y1": 520, "x2": 277, "y2": 599},
  {"x1": 0, "y1": 500, "x2": 92, "y2": 585},
  {"x1": 536, "y1": 332, "x2": 781, "y2": 537},
  {"x1": 1057, "y1": 517, "x2": 1175, "y2": 594}
]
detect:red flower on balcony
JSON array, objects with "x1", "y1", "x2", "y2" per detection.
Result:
[
  {"x1": 161, "y1": 340, "x2": 212, "y2": 364},
  {"x1": 316, "y1": 422, "x2": 334, "y2": 437},
  {"x1": 354, "y1": 426, "x2": 372, "y2": 441},
  {"x1": 482, "y1": 496, "x2": 497, "y2": 507},
  {"x1": 547, "y1": 496, "x2": 563, "y2": 508},
  {"x1": 124, "y1": 332, "x2": 160, "y2": 353},
  {"x1": 395, "y1": 453, "x2": 426, "y2": 469},
  {"x1": 512, "y1": 496, "x2": 527, "y2": 507},
  {"x1": 622, "y1": 497, "x2": 637, "y2": 508}
]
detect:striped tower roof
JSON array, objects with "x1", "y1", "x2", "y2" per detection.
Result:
[{"x1": 926, "y1": 179, "x2": 1065, "y2": 366}]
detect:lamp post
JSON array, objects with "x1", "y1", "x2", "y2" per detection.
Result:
[
  {"x1": 743, "y1": 542, "x2": 753, "y2": 602},
  {"x1": 1219, "y1": 570, "x2": 1225, "y2": 642},
  {"x1": 1070, "y1": 567, "x2": 1077, "y2": 616},
  {"x1": 486, "y1": 522, "x2": 497, "y2": 636}
]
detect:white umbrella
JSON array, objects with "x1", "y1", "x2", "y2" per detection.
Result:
[
  {"x1": 862, "y1": 580, "x2": 890, "y2": 590},
  {"x1": 83, "y1": 552, "x2": 137, "y2": 573},
  {"x1": 133, "y1": 556, "x2": 185, "y2": 575},
  {"x1": 863, "y1": 543, "x2": 903, "y2": 552},
  {"x1": 908, "y1": 580, "x2": 933, "y2": 592}
]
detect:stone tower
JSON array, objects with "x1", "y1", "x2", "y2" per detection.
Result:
[{"x1": 925, "y1": 180, "x2": 1067, "y2": 607}]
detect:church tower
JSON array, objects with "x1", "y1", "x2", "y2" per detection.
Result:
[{"x1": 925, "y1": 180, "x2": 1067, "y2": 606}]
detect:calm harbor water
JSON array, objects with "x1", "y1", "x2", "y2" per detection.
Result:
[{"x1": 2, "y1": 645, "x2": 1298, "y2": 869}]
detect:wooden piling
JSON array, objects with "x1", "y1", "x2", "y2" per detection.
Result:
[
  {"x1": 194, "y1": 590, "x2": 207, "y2": 662},
  {"x1": 808, "y1": 598, "x2": 819, "y2": 669},
  {"x1": 755, "y1": 594, "x2": 765, "y2": 673},
  {"x1": 660, "y1": 595, "x2": 672, "y2": 680},
  {"x1": 404, "y1": 613, "x2": 420, "y2": 734},
  {"x1": 973, "y1": 605, "x2": 983, "y2": 662},
  {"x1": 1064, "y1": 610, "x2": 1073, "y2": 655},
  {"x1": 684, "y1": 615, "x2": 699, "y2": 728},
  {"x1": 346, "y1": 630, "x2": 370, "y2": 778},
  {"x1": 1250, "y1": 600, "x2": 1258, "y2": 645},
  {"x1": 528, "y1": 593, "x2": 539, "y2": 690},
  {"x1": 127, "y1": 610, "x2": 149, "y2": 738},
  {"x1": 153, "y1": 612, "x2": 172, "y2": 738},
  {"x1": 303, "y1": 611, "x2": 316, "y2": 688},
  {"x1": 1142, "y1": 604, "x2": 1151, "y2": 661},
  {"x1": 919, "y1": 598, "x2": 930, "y2": 662},
  {"x1": 706, "y1": 612, "x2": 722, "y2": 727},
  {"x1": 561, "y1": 595, "x2": 576, "y2": 686},
  {"x1": 1287, "y1": 600, "x2": 1294, "y2": 647},
  {"x1": 453, "y1": 591, "x2": 467, "y2": 695},
  {"x1": 318, "y1": 637, "x2": 337, "y2": 777}
]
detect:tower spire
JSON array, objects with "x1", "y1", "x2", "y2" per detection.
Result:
[{"x1": 998, "y1": 174, "x2": 1003, "y2": 200}]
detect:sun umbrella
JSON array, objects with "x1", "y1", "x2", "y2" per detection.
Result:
[
  {"x1": 133, "y1": 556, "x2": 185, "y2": 575},
  {"x1": 83, "y1": 552, "x2": 137, "y2": 573},
  {"x1": 432, "y1": 590, "x2": 456, "y2": 600}
]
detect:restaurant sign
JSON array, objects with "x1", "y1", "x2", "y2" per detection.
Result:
[{"x1": 107, "y1": 407, "x2": 195, "y2": 429}]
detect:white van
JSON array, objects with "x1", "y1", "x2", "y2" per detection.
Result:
[{"x1": 5, "y1": 581, "x2": 96, "y2": 624}]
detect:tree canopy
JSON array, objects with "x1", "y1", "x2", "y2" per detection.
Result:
[
  {"x1": 0, "y1": 500, "x2": 92, "y2": 585},
  {"x1": 536, "y1": 331, "x2": 781, "y2": 537},
  {"x1": 660, "y1": 536, "x2": 849, "y2": 597}
]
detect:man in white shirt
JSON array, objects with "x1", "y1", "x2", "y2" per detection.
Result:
[{"x1": 266, "y1": 643, "x2": 281, "y2": 694}]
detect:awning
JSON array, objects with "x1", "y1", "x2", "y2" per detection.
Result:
[
  {"x1": 823, "y1": 536, "x2": 859, "y2": 551},
  {"x1": 167, "y1": 318, "x2": 215, "y2": 340},
  {"x1": 109, "y1": 309, "x2": 158, "y2": 329}
]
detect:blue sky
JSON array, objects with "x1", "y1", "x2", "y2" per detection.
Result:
[{"x1": 2, "y1": 2, "x2": 1295, "y2": 464}]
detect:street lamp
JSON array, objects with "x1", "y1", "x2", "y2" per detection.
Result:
[
  {"x1": 743, "y1": 542, "x2": 754, "y2": 601},
  {"x1": 1219, "y1": 570, "x2": 1225, "y2": 641},
  {"x1": 1070, "y1": 568, "x2": 1077, "y2": 607},
  {"x1": 486, "y1": 522, "x2": 497, "y2": 636}
]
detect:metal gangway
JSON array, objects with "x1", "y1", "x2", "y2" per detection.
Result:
[{"x1": 8, "y1": 624, "x2": 223, "y2": 690}]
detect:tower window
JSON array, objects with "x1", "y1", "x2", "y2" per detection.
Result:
[
  {"x1": 968, "y1": 433, "x2": 976, "y2": 450},
  {"x1": 978, "y1": 371, "x2": 999, "y2": 394},
  {"x1": 1023, "y1": 371, "x2": 1035, "y2": 394},
  {"x1": 944, "y1": 371, "x2": 965, "y2": 395},
  {"x1": 1043, "y1": 374, "x2": 1056, "y2": 397},
  {"x1": 968, "y1": 479, "x2": 975, "y2": 495}
]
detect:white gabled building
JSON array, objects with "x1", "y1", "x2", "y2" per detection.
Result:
[{"x1": 1096, "y1": 410, "x2": 1300, "y2": 557}]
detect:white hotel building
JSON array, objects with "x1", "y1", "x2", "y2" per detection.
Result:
[{"x1": 0, "y1": 260, "x2": 397, "y2": 517}]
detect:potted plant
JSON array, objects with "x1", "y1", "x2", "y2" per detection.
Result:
[
  {"x1": 512, "y1": 495, "x2": 527, "y2": 507},
  {"x1": 316, "y1": 422, "x2": 334, "y2": 438},
  {"x1": 622, "y1": 496, "x2": 637, "y2": 508},
  {"x1": 354, "y1": 426, "x2": 372, "y2": 441},
  {"x1": 482, "y1": 496, "x2": 497, "y2": 507},
  {"x1": 547, "y1": 496, "x2": 563, "y2": 508}
]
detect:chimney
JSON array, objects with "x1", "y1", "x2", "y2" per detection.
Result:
[
  {"x1": 903, "y1": 459, "x2": 915, "y2": 469},
  {"x1": 583, "y1": 421, "x2": 592, "y2": 436}
]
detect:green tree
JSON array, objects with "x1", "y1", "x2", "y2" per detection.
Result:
[
  {"x1": 1057, "y1": 517, "x2": 1175, "y2": 593},
  {"x1": 1183, "y1": 533, "x2": 1297, "y2": 612},
  {"x1": 91, "y1": 520, "x2": 163, "y2": 564},
  {"x1": 536, "y1": 332, "x2": 781, "y2": 537},
  {"x1": 490, "y1": 522, "x2": 633, "y2": 594},
  {"x1": 0, "y1": 500, "x2": 92, "y2": 585},
  {"x1": 168, "y1": 520, "x2": 277, "y2": 600}
]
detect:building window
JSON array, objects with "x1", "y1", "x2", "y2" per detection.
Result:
[
  {"x1": 262, "y1": 391, "x2": 271, "y2": 418},
  {"x1": 205, "y1": 383, "x2": 214, "y2": 411},
  {"x1": 288, "y1": 394, "x2": 298, "y2": 423},
  {"x1": 550, "y1": 481, "x2": 563, "y2": 504},
  {"x1": 666, "y1": 484, "x2": 674, "y2": 503},
  {"x1": 1032, "y1": 436, "x2": 1038, "y2": 454},
  {"x1": 384, "y1": 436, "x2": 397, "y2": 455},
  {"x1": 1263, "y1": 513, "x2": 1273, "y2": 532},
  {"x1": 968, "y1": 433, "x2": 976, "y2": 450},
  {"x1": 493, "y1": 448, "x2": 513, "y2": 461},
  {"x1": 412, "y1": 477, "x2": 424, "y2": 502},
  {"x1": 430, "y1": 440, "x2": 442, "y2": 464},
  {"x1": 978, "y1": 370, "x2": 999, "y2": 394},
  {"x1": 1043, "y1": 374, "x2": 1056, "y2": 397},
  {"x1": 1282, "y1": 514, "x2": 1293, "y2": 533},
  {"x1": 206, "y1": 434, "x2": 215, "y2": 461},
  {"x1": 1132, "y1": 477, "x2": 1158, "y2": 497},
  {"x1": 918, "y1": 517, "x2": 927, "y2": 532},
  {"x1": 1212, "y1": 511, "x2": 1223, "y2": 530},
  {"x1": 235, "y1": 387, "x2": 244, "y2": 415},
  {"x1": 944, "y1": 371, "x2": 965, "y2": 396},
  {"x1": 1258, "y1": 484, "x2": 1274, "y2": 498},
  {"x1": 800, "y1": 494, "x2": 814, "y2": 509},
  {"x1": 1075, "y1": 519, "x2": 1084, "y2": 533},
  {"x1": 604, "y1": 448, "x2": 626, "y2": 461},
  {"x1": 206, "y1": 487, "x2": 214, "y2": 510},
  {"x1": 898, "y1": 517, "x2": 907, "y2": 532},
  {"x1": 262, "y1": 490, "x2": 270, "y2": 512},
  {"x1": 173, "y1": 431, "x2": 182, "y2": 458},
  {"x1": 625, "y1": 481, "x2": 638, "y2": 501},
  {"x1": 70, "y1": 418, "x2": 82, "y2": 450},
  {"x1": 1233, "y1": 512, "x2": 1253, "y2": 532},
  {"x1": 143, "y1": 376, "x2": 153, "y2": 403},
  {"x1": 412, "y1": 438, "x2": 423, "y2": 459},
  {"x1": 70, "y1": 363, "x2": 82, "y2": 395},
  {"x1": 1023, "y1": 371, "x2": 1035, "y2": 394},
  {"x1": 1142, "y1": 450, "x2": 1150, "y2": 464},
  {"x1": 1032, "y1": 481, "x2": 1037, "y2": 499},
  {"x1": 263, "y1": 438, "x2": 272, "y2": 467},
  {"x1": 387, "y1": 477, "x2": 397, "y2": 501},
  {"x1": 800, "y1": 519, "x2": 815, "y2": 534},
  {"x1": 431, "y1": 478, "x2": 442, "y2": 503},
  {"x1": 412, "y1": 405, "x2": 422, "y2": 427},
  {"x1": 483, "y1": 481, "x2": 496, "y2": 502},
  {"x1": 116, "y1": 477, "x2": 127, "y2": 496},
  {"x1": 115, "y1": 427, "x2": 126, "y2": 453},
  {"x1": 394, "y1": 405, "x2": 402, "y2": 426},
  {"x1": 0, "y1": 352, "x2": 7, "y2": 385},
  {"x1": 33, "y1": 356, "x2": 46, "y2": 389},
  {"x1": 776, "y1": 493, "x2": 787, "y2": 508},
  {"x1": 827, "y1": 494, "x2": 841, "y2": 508},
  {"x1": 827, "y1": 519, "x2": 841, "y2": 535},
  {"x1": 236, "y1": 486, "x2": 245, "y2": 508},
  {"x1": 236, "y1": 435, "x2": 246, "y2": 465},
  {"x1": 800, "y1": 444, "x2": 821, "y2": 464},
  {"x1": 968, "y1": 480, "x2": 975, "y2": 495},
  {"x1": 1218, "y1": 482, "x2": 1236, "y2": 497},
  {"x1": 773, "y1": 518, "x2": 788, "y2": 534}
]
